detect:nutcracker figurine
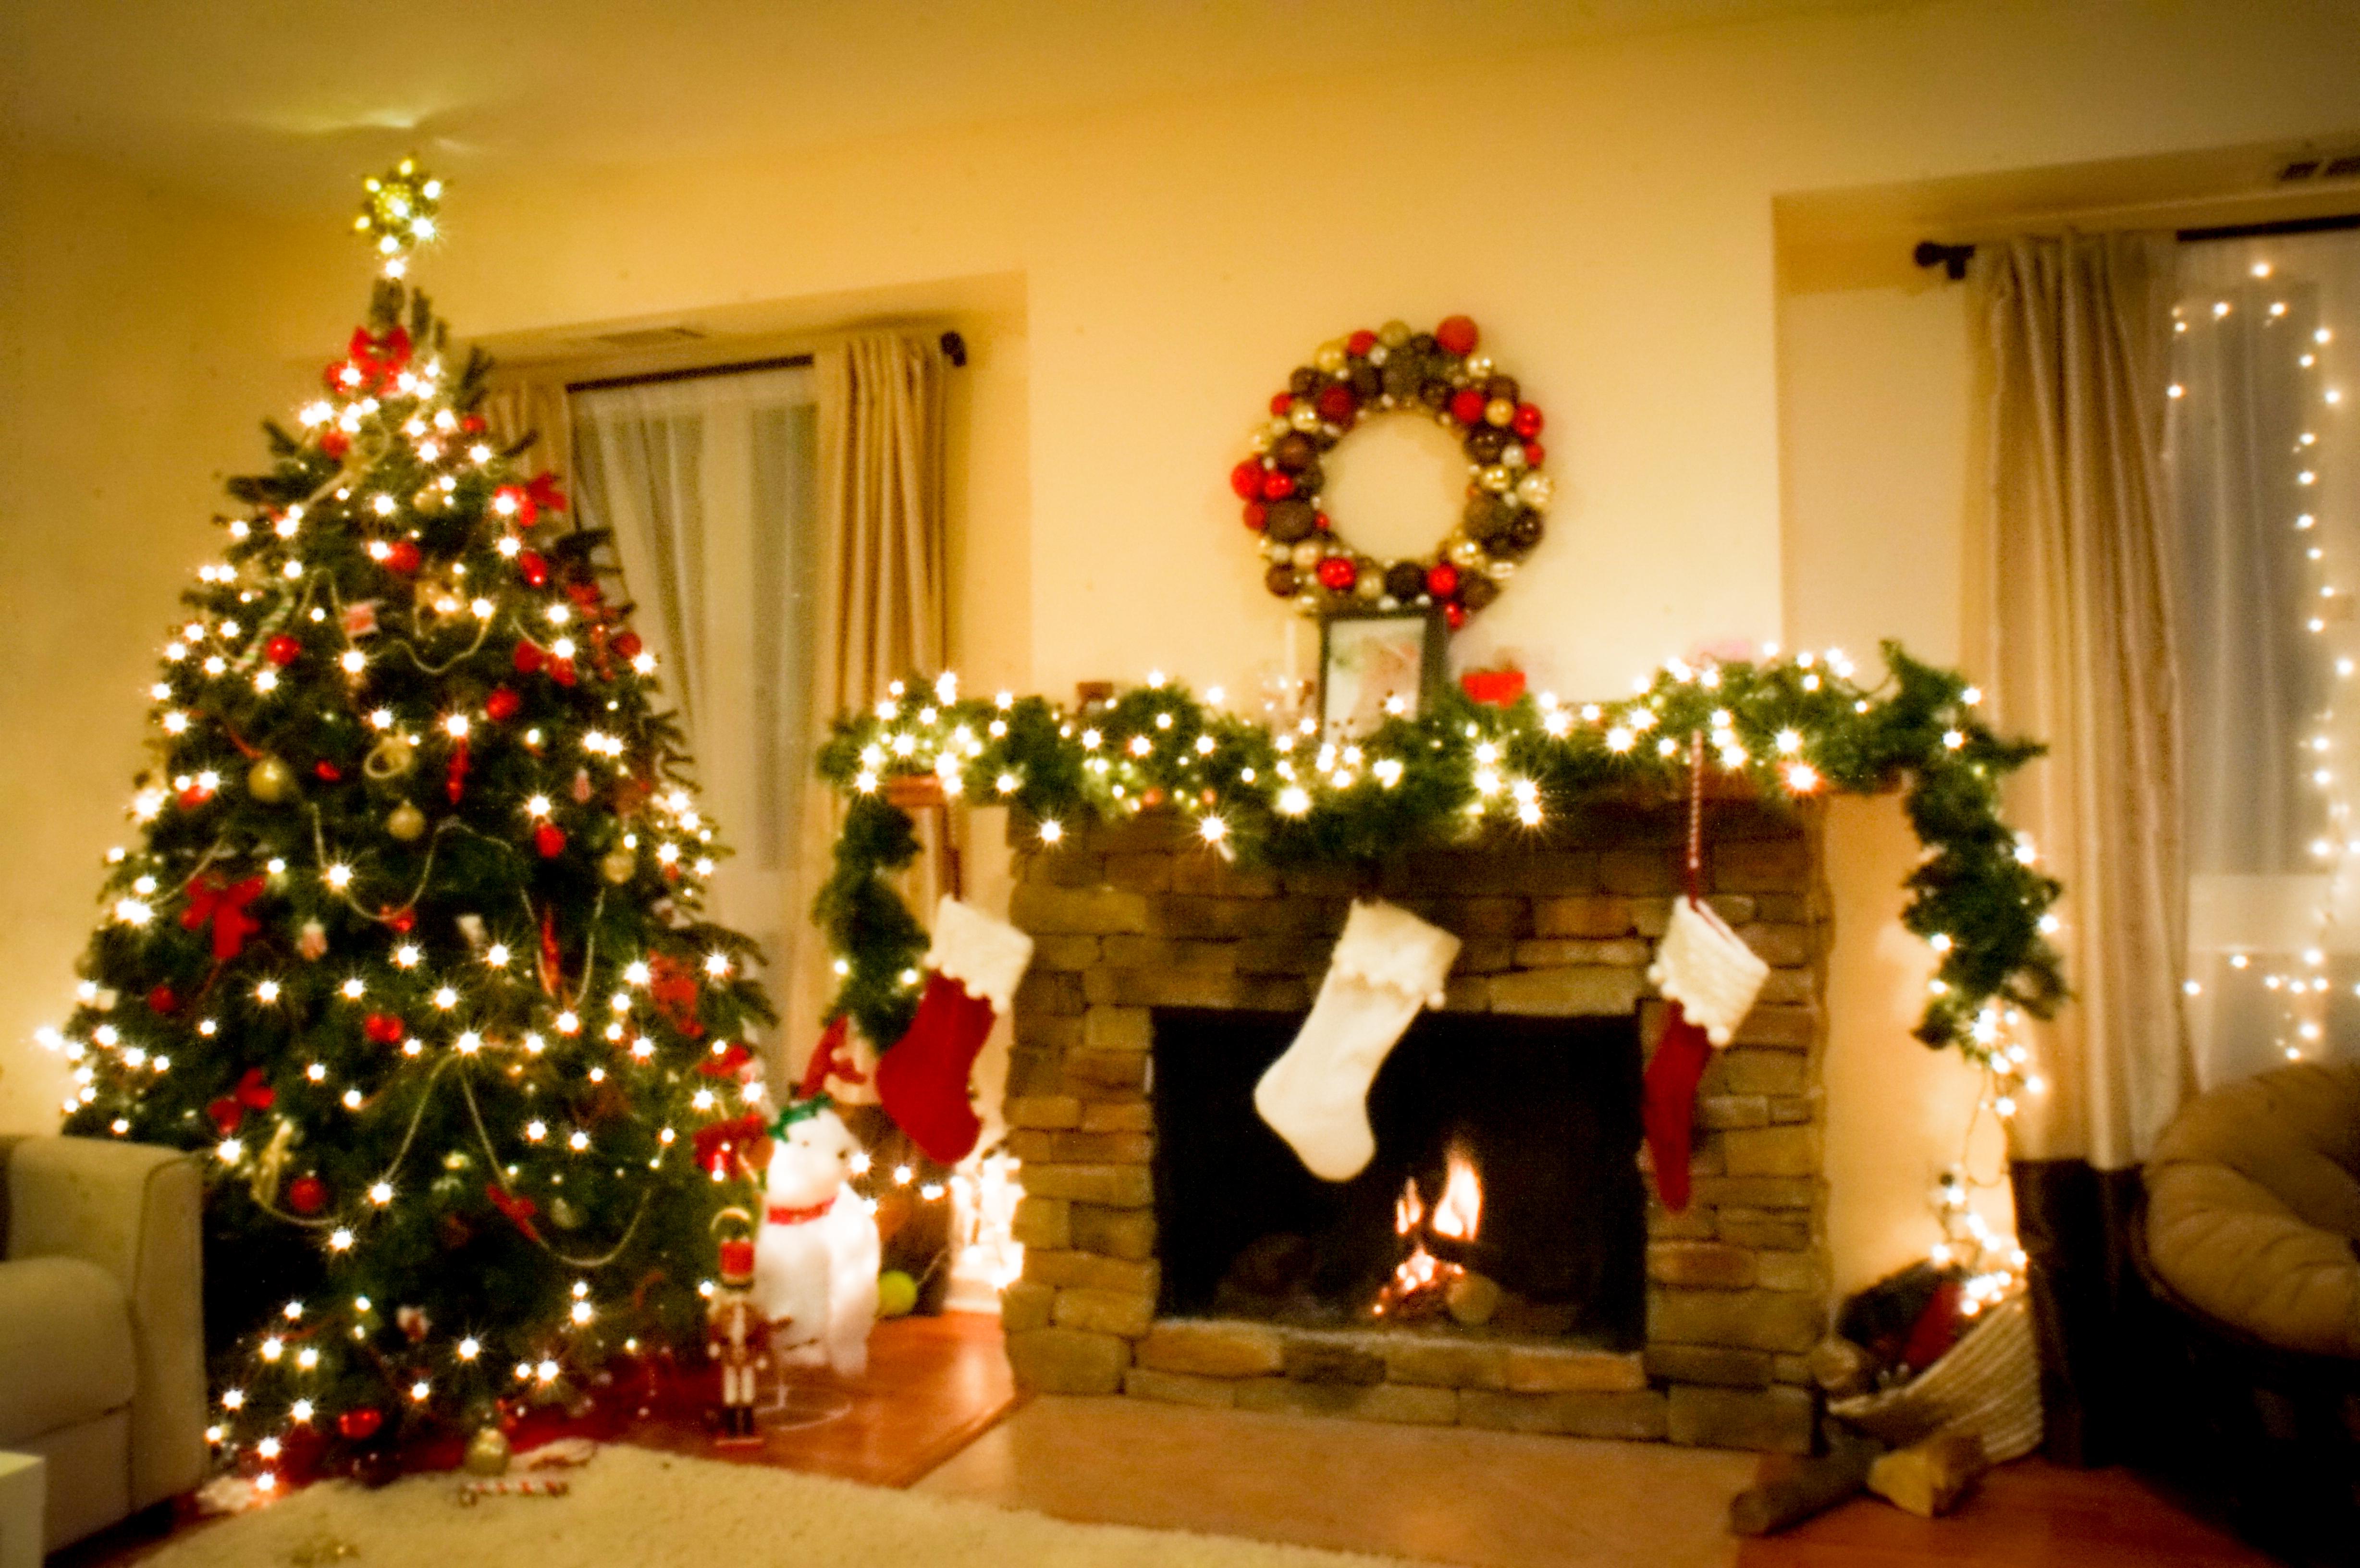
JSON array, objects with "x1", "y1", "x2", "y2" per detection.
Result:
[{"x1": 707, "y1": 1208, "x2": 771, "y2": 1445}]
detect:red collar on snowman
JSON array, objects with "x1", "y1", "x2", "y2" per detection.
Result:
[{"x1": 764, "y1": 1093, "x2": 839, "y2": 1226}]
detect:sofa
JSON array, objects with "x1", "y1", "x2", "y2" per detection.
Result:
[
  {"x1": 2140, "y1": 1061, "x2": 2360, "y2": 1561},
  {"x1": 0, "y1": 1136, "x2": 206, "y2": 1551}
]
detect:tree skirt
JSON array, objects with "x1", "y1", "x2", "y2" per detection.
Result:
[{"x1": 148, "y1": 1444, "x2": 1413, "y2": 1568}]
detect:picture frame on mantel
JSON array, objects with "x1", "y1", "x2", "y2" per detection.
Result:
[{"x1": 1319, "y1": 607, "x2": 1448, "y2": 737}]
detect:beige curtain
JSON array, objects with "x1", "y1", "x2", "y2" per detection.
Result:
[
  {"x1": 1971, "y1": 232, "x2": 2192, "y2": 1169},
  {"x1": 480, "y1": 380, "x2": 574, "y2": 491},
  {"x1": 783, "y1": 334, "x2": 950, "y2": 1074}
]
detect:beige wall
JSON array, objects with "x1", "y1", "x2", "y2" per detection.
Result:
[
  {"x1": 0, "y1": 142, "x2": 322, "y2": 1130},
  {"x1": 9, "y1": 0, "x2": 2360, "y2": 1287}
]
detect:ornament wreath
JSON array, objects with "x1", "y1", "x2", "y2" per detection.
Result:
[
  {"x1": 814, "y1": 646, "x2": 2066, "y2": 1066},
  {"x1": 1231, "y1": 316, "x2": 1549, "y2": 628}
]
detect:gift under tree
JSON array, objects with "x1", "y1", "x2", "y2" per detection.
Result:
[{"x1": 40, "y1": 162, "x2": 774, "y2": 1479}]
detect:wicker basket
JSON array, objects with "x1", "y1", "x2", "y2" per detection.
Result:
[{"x1": 1828, "y1": 1290, "x2": 2044, "y2": 1462}]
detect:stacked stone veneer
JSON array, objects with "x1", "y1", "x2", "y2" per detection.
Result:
[{"x1": 996, "y1": 794, "x2": 1831, "y2": 1453}]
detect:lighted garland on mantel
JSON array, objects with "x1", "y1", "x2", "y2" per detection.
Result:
[{"x1": 814, "y1": 644, "x2": 2067, "y2": 1074}]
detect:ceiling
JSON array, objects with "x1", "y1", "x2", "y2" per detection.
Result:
[{"x1": 0, "y1": 0, "x2": 1892, "y2": 212}]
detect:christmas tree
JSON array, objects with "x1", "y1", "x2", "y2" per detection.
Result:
[{"x1": 41, "y1": 161, "x2": 775, "y2": 1477}]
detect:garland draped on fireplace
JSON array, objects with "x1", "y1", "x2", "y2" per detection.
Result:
[{"x1": 810, "y1": 643, "x2": 2065, "y2": 1070}]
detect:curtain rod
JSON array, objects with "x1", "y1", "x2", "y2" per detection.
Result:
[
  {"x1": 1913, "y1": 212, "x2": 2360, "y2": 281},
  {"x1": 564, "y1": 330, "x2": 968, "y2": 393}
]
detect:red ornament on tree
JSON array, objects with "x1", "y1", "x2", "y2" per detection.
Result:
[
  {"x1": 547, "y1": 657, "x2": 577, "y2": 688},
  {"x1": 320, "y1": 430, "x2": 351, "y2": 461},
  {"x1": 613, "y1": 630, "x2": 642, "y2": 661},
  {"x1": 264, "y1": 634, "x2": 302, "y2": 667},
  {"x1": 383, "y1": 906, "x2": 417, "y2": 934},
  {"x1": 484, "y1": 686, "x2": 521, "y2": 722},
  {"x1": 287, "y1": 1174, "x2": 327, "y2": 1215},
  {"x1": 1426, "y1": 563, "x2": 1460, "y2": 599},
  {"x1": 517, "y1": 551, "x2": 550, "y2": 588},
  {"x1": 147, "y1": 983, "x2": 178, "y2": 1016},
  {"x1": 315, "y1": 760, "x2": 342, "y2": 781},
  {"x1": 533, "y1": 822, "x2": 566, "y2": 859},
  {"x1": 1316, "y1": 556, "x2": 1358, "y2": 592},
  {"x1": 383, "y1": 539, "x2": 421, "y2": 575},
  {"x1": 363, "y1": 1013, "x2": 406, "y2": 1044},
  {"x1": 513, "y1": 640, "x2": 546, "y2": 675},
  {"x1": 1449, "y1": 388, "x2": 1488, "y2": 426},
  {"x1": 1434, "y1": 315, "x2": 1480, "y2": 356},
  {"x1": 336, "y1": 1407, "x2": 384, "y2": 1442}
]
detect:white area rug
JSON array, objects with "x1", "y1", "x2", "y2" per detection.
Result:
[{"x1": 143, "y1": 1443, "x2": 1414, "y2": 1568}]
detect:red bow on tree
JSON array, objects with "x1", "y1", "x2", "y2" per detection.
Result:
[
  {"x1": 485, "y1": 1183, "x2": 541, "y2": 1243},
  {"x1": 182, "y1": 873, "x2": 265, "y2": 962},
  {"x1": 693, "y1": 1114, "x2": 769, "y2": 1180},
  {"x1": 492, "y1": 472, "x2": 568, "y2": 529},
  {"x1": 647, "y1": 955, "x2": 705, "y2": 1038},
  {"x1": 798, "y1": 1014, "x2": 867, "y2": 1099},
  {"x1": 208, "y1": 1067, "x2": 275, "y2": 1137},
  {"x1": 697, "y1": 1041, "x2": 754, "y2": 1079}
]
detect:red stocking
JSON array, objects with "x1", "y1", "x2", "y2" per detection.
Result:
[
  {"x1": 871, "y1": 897, "x2": 1034, "y2": 1166},
  {"x1": 874, "y1": 975, "x2": 999, "y2": 1164},
  {"x1": 1643, "y1": 1002, "x2": 1715, "y2": 1212}
]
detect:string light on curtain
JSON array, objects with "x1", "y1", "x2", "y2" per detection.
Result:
[{"x1": 2174, "y1": 254, "x2": 2348, "y2": 1068}]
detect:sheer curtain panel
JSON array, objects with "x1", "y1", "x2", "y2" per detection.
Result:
[
  {"x1": 2171, "y1": 231, "x2": 2360, "y2": 1089},
  {"x1": 569, "y1": 368, "x2": 821, "y2": 1028}
]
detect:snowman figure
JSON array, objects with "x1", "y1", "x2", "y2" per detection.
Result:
[{"x1": 751, "y1": 1095, "x2": 881, "y2": 1378}]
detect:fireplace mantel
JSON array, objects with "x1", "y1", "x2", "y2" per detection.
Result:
[{"x1": 995, "y1": 796, "x2": 1830, "y2": 1453}]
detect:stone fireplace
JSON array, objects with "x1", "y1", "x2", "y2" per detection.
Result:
[{"x1": 996, "y1": 792, "x2": 1829, "y2": 1453}]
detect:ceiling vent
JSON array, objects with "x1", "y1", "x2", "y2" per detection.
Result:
[
  {"x1": 588, "y1": 325, "x2": 706, "y2": 349},
  {"x1": 2278, "y1": 152, "x2": 2360, "y2": 184}
]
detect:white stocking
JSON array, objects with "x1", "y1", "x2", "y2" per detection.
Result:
[{"x1": 1254, "y1": 900, "x2": 1460, "y2": 1182}]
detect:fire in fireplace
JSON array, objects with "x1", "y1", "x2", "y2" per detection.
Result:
[{"x1": 1150, "y1": 1007, "x2": 1646, "y2": 1345}]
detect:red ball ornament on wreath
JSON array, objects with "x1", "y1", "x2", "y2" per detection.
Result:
[
  {"x1": 1226, "y1": 317, "x2": 1552, "y2": 629},
  {"x1": 287, "y1": 1174, "x2": 328, "y2": 1216},
  {"x1": 264, "y1": 634, "x2": 302, "y2": 667}
]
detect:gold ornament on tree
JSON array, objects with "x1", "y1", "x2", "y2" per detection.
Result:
[
  {"x1": 246, "y1": 755, "x2": 296, "y2": 803},
  {"x1": 364, "y1": 734, "x2": 416, "y2": 781},
  {"x1": 386, "y1": 801, "x2": 427, "y2": 841}
]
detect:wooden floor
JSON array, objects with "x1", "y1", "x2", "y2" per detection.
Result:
[
  {"x1": 1734, "y1": 1457, "x2": 2276, "y2": 1568},
  {"x1": 61, "y1": 1311, "x2": 2283, "y2": 1568},
  {"x1": 623, "y1": 1309, "x2": 1019, "y2": 1488}
]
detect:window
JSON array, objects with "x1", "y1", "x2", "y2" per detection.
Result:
[
  {"x1": 2170, "y1": 229, "x2": 2360, "y2": 1084},
  {"x1": 569, "y1": 365, "x2": 822, "y2": 993}
]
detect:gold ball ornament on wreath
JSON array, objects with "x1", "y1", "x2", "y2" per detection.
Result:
[{"x1": 1229, "y1": 315, "x2": 1551, "y2": 629}]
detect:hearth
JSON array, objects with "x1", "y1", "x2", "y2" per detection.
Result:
[
  {"x1": 997, "y1": 796, "x2": 1831, "y2": 1453},
  {"x1": 1151, "y1": 1007, "x2": 1644, "y2": 1344}
]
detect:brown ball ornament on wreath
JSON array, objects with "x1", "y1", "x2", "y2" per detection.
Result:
[{"x1": 1232, "y1": 316, "x2": 1552, "y2": 628}]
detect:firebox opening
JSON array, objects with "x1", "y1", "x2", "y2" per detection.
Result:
[{"x1": 1151, "y1": 1007, "x2": 1645, "y2": 1346}]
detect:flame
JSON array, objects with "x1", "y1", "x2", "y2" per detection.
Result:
[
  {"x1": 1372, "y1": 1146, "x2": 1483, "y2": 1320},
  {"x1": 1433, "y1": 1146, "x2": 1482, "y2": 1241}
]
